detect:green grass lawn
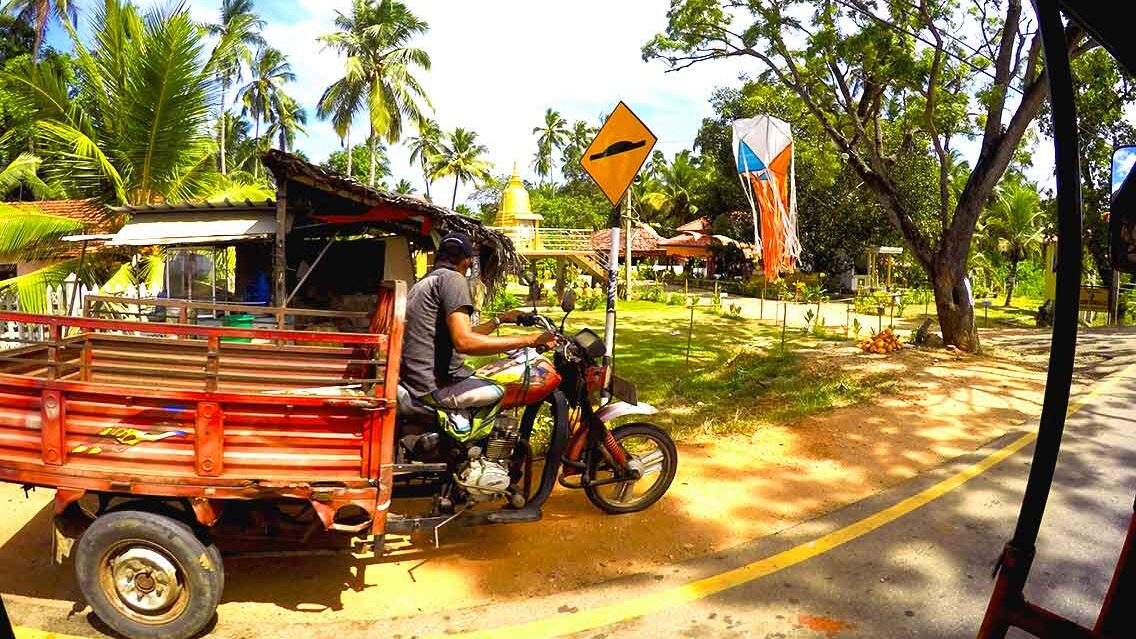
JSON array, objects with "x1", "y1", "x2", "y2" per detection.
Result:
[{"x1": 494, "y1": 300, "x2": 897, "y2": 440}]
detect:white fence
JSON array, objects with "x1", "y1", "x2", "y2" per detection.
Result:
[{"x1": 0, "y1": 274, "x2": 155, "y2": 350}]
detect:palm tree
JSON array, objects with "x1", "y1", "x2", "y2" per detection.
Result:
[
  {"x1": 237, "y1": 46, "x2": 295, "y2": 177},
  {"x1": 316, "y1": 65, "x2": 365, "y2": 178},
  {"x1": 981, "y1": 182, "x2": 1046, "y2": 307},
  {"x1": 640, "y1": 150, "x2": 704, "y2": 227},
  {"x1": 266, "y1": 92, "x2": 307, "y2": 152},
  {"x1": 1, "y1": 0, "x2": 223, "y2": 307},
  {"x1": 559, "y1": 119, "x2": 594, "y2": 182},
  {"x1": 218, "y1": 112, "x2": 257, "y2": 174},
  {"x1": 393, "y1": 178, "x2": 414, "y2": 194},
  {"x1": 3, "y1": 0, "x2": 76, "y2": 54},
  {"x1": 318, "y1": 0, "x2": 432, "y2": 187},
  {"x1": 531, "y1": 108, "x2": 568, "y2": 184},
  {"x1": 431, "y1": 127, "x2": 491, "y2": 209},
  {"x1": 406, "y1": 117, "x2": 441, "y2": 199},
  {"x1": 204, "y1": 0, "x2": 265, "y2": 175}
]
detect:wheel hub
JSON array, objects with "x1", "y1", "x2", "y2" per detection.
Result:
[{"x1": 111, "y1": 547, "x2": 181, "y2": 613}]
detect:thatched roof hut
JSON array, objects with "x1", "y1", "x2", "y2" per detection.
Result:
[{"x1": 262, "y1": 150, "x2": 518, "y2": 297}]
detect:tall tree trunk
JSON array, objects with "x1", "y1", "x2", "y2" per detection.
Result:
[
  {"x1": 368, "y1": 129, "x2": 376, "y2": 187},
  {"x1": 1004, "y1": 258, "x2": 1020, "y2": 307},
  {"x1": 253, "y1": 115, "x2": 260, "y2": 179},
  {"x1": 451, "y1": 175, "x2": 459, "y2": 209},
  {"x1": 424, "y1": 163, "x2": 432, "y2": 201},
  {"x1": 345, "y1": 128, "x2": 352, "y2": 178},
  {"x1": 930, "y1": 262, "x2": 978, "y2": 351},
  {"x1": 218, "y1": 84, "x2": 227, "y2": 175}
]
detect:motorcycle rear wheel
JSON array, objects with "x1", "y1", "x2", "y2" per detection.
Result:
[{"x1": 585, "y1": 423, "x2": 677, "y2": 514}]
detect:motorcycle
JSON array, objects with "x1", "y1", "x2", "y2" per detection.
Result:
[{"x1": 388, "y1": 291, "x2": 678, "y2": 535}]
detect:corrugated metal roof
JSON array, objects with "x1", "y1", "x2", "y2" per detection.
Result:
[
  {"x1": 106, "y1": 212, "x2": 277, "y2": 246},
  {"x1": 110, "y1": 199, "x2": 275, "y2": 214}
]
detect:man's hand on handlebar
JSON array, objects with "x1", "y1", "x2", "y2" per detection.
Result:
[{"x1": 530, "y1": 330, "x2": 556, "y2": 351}]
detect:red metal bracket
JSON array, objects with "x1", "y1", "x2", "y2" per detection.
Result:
[
  {"x1": 41, "y1": 390, "x2": 64, "y2": 466},
  {"x1": 195, "y1": 402, "x2": 223, "y2": 477}
]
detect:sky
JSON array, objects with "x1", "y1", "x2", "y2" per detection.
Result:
[
  {"x1": 42, "y1": 0, "x2": 1065, "y2": 207},
  {"x1": 181, "y1": 0, "x2": 753, "y2": 206}
]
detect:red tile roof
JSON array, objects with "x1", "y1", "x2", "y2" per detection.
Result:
[
  {"x1": 7, "y1": 199, "x2": 119, "y2": 234},
  {"x1": 675, "y1": 217, "x2": 712, "y2": 233}
]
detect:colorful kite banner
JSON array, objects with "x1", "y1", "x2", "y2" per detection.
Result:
[{"x1": 731, "y1": 116, "x2": 800, "y2": 280}]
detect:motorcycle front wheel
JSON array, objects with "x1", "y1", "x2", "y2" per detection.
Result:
[{"x1": 585, "y1": 423, "x2": 677, "y2": 514}]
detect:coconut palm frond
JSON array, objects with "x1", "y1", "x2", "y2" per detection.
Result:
[
  {"x1": 126, "y1": 6, "x2": 217, "y2": 204},
  {"x1": 0, "y1": 207, "x2": 85, "y2": 260},
  {"x1": 206, "y1": 179, "x2": 274, "y2": 203},
  {"x1": 33, "y1": 119, "x2": 128, "y2": 203},
  {"x1": 0, "y1": 153, "x2": 56, "y2": 199},
  {"x1": 101, "y1": 253, "x2": 165, "y2": 294},
  {"x1": 0, "y1": 258, "x2": 81, "y2": 314}
]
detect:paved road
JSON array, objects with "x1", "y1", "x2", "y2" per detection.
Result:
[{"x1": 555, "y1": 350, "x2": 1136, "y2": 638}]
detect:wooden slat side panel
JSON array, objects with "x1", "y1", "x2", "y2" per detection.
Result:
[
  {"x1": 222, "y1": 401, "x2": 367, "y2": 480},
  {"x1": 0, "y1": 387, "x2": 43, "y2": 465},
  {"x1": 62, "y1": 393, "x2": 197, "y2": 476}
]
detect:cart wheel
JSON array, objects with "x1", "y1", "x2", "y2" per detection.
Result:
[{"x1": 75, "y1": 510, "x2": 224, "y2": 639}]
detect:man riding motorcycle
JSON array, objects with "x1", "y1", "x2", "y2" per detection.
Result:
[{"x1": 398, "y1": 232, "x2": 555, "y2": 440}]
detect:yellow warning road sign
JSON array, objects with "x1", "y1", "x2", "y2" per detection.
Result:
[{"x1": 580, "y1": 102, "x2": 657, "y2": 206}]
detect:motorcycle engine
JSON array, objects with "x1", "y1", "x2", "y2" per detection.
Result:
[{"x1": 456, "y1": 414, "x2": 520, "y2": 501}]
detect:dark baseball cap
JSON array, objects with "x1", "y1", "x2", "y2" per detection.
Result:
[{"x1": 439, "y1": 232, "x2": 474, "y2": 258}]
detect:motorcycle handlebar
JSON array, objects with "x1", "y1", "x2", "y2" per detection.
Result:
[{"x1": 516, "y1": 312, "x2": 556, "y2": 334}]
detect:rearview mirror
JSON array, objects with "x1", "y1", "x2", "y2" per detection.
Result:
[
  {"x1": 561, "y1": 289, "x2": 576, "y2": 313},
  {"x1": 1111, "y1": 145, "x2": 1136, "y2": 273},
  {"x1": 1113, "y1": 146, "x2": 1136, "y2": 195}
]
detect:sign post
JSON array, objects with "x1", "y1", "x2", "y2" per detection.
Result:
[{"x1": 580, "y1": 102, "x2": 657, "y2": 400}]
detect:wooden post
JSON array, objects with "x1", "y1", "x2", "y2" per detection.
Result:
[
  {"x1": 47, "y1": 324, "x2": 60, "y2": 380},
  {"x1": 273, "y1": 180, "x2": 288, "y2": 308},
  {"x1": 685, "y1": 301, "x2": 695, "y2": 365},
  {"x1": 1110, "y1": 270, "x2": 1121, "y2": 326},
  {"x1": 781, "y1": 301, "x2": 788, "y2": 353},
  {"x1": 555, "y1": 258, "x2": 567, "y2": 299},
  {"x1": 205, "y1": 335, "x2": 219, "y2": 392}
]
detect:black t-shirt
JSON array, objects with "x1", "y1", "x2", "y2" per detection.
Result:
[{"x1": 400, "y1": 264, "x2": 474, "y2": 398}]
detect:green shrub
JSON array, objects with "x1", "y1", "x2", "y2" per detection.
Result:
[
  {"x1": 483, "y1": 287, "x2": 521, "y2": 314},
  {"x1": 665, "y1": 292, "x2": 687, "y2": 306},
  {"x1": 637, "y1": 282, "x2": 665, "y2": 302},
  {"x1": 577, "y1": 287, "x2": 604, "y2": 311},
  {"x1": 726, "y1": 303, "x2": 743, "y2": 318}
]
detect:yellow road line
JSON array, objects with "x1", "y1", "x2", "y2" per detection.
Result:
[
  {"x1": 12, "y1": 628, "x2": 78, "y2": 639},
  {"x1": 13, "y1": 361, "x2": 1136, "y2": 639},
  {"x1": 438, "y1": 359, "x2": 1136, "y2": 639}
]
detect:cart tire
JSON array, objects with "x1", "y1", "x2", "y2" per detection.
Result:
[{"x1": 75, "y1": 510, "x2": 224, "y2": 639}]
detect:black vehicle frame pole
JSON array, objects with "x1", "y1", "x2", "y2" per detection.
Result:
[
  {"x1": 978, "y1": 0, "x2": 1082, "y2": 635},
  {"x1": 601, "y1": 199, "x2": 621, "y2": 403}
]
